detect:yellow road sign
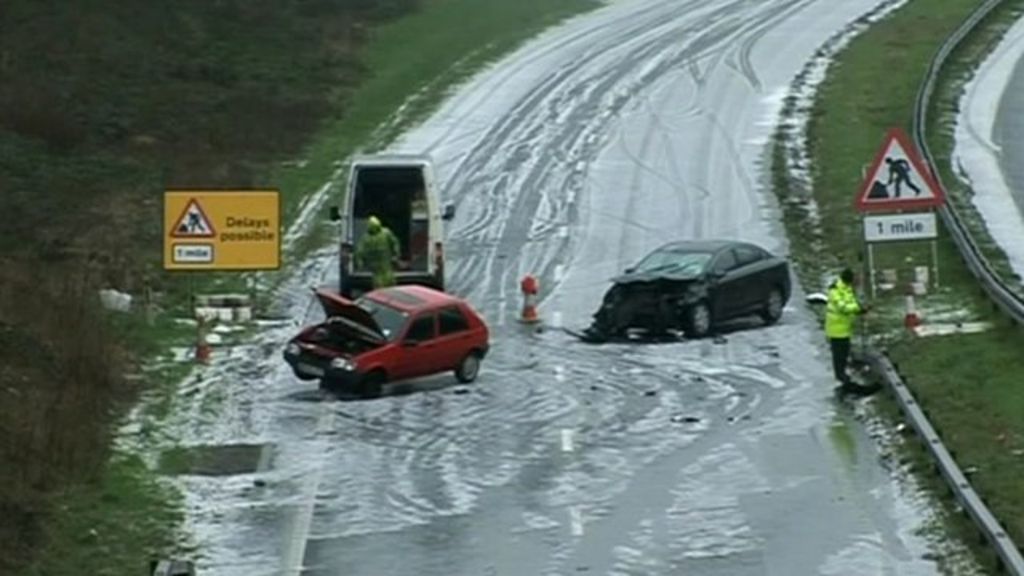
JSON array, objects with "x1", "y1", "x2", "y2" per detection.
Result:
[{"x1": 164, "y1": 190, "x2": 281, "y2": 270}]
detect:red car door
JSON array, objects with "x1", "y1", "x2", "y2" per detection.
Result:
[
  {"x1": 434, "y1": 305, "x2": 475, "y2": 369},
  {"x1": 394, "y1": 312, "x2": 439, "y2": 380}
]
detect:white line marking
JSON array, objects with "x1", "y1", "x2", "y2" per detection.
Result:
[
  {"x1": 497, "y1": 300, "x2": 507, "y2": 328},
  {"x1": 281, "y1": 404, "x2": 335, "y2": 574},
  {"x1": 554, "y1": 264, "x2": 565, "y2": 282},
  {"x1": 561, "y1": 428, "x2": 574, "y2": 452},
  {"x1": 555, "y1": 365, "x2": 566, "y2": 382},
  {"x1": 570, "y1": 506, "x2": 584, "y2": 536},
  {"x1": 558, "y1": 226, "x2": 569, "y2": 239},
  {"x1": 552, "y1": 311, "x2": 563, "y2": 329}
]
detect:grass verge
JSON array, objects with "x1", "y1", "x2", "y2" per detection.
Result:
[
  {"x1": 20, "y1": 454, "x2": 188, "y2": 576},
  {"x1": 772, "y1": 0, "x2": 1024, "y2": 569}
]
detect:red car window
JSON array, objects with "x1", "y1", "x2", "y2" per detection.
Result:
[
  {"x1": 405, "y1": 314, "x2": 437, "y2": 342},
  {"x1": 439, "y1": 306, "x2": 470, "y2": 335}
]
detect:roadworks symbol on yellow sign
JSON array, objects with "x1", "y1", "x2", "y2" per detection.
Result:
[
  {"x1": 163, "y1": 189, "x2": 281, "y2": 271},
  {"x1": 171, "y1": 199, "x2": 216, "y2": 238}
]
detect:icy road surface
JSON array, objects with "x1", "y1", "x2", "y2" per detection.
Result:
[
  {"x1": 171, "y1": 1, "x2": 950, "y2": 574},
  {"x1": 954, "y1": 15, "x2": 1024, "y2": 281}
]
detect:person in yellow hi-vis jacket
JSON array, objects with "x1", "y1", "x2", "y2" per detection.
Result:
[
  {"x1": 825, "y1": 268, "x2": 869, "y2": 390},
  {"x1": 356, "y1": 215, "x2": 400, "y2": 288}
]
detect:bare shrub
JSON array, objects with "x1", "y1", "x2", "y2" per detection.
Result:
[{"x1": 0, "y1": 258, "x2": 127, "y2": 563}]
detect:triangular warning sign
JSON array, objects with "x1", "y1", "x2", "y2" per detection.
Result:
[
  {"x1": 171, "y1": 199, "x2": 216, "y2": 238},
  {"x1": 855, "y1": 128, "x2": 946, "y2": 212}
]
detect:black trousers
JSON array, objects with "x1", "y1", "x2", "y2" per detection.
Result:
[{"x1": 829, "y1": 337, "x2": 852, "y2": 384}]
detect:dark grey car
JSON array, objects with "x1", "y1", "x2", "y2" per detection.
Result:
[{"x1": 583, "y1": 239, "x2": 792, "y2": 341}]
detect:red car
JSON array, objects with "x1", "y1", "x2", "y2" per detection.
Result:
[{"x1": 283, "y1": 285, "x2": 490, "y2": 397}]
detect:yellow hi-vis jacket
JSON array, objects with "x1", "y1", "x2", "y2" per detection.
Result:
[{"x1": 825, "y1": 279, "x2": 861, "y2": 338}]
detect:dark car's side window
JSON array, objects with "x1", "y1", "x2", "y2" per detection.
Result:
[
  {"x1": 405, "y1": 315, "x2": 436, "y2": 342},
  {"x1": 712, "y1": 250, "x2": 738, "y2": 273},
  {"x1": 439, "y1": 306, "x2": 469, "y2": 335},
  {"x1": 734, "y1": 245, "x2": 763, "y2": 267}
]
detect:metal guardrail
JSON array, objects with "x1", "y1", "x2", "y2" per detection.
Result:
[
  {"x1": 867, "y1": 351, "x2": 1024, "y2": 574},
  {"x1": 895, "y1": 0, "x2": 1024, "y2": 571},
  {"x1": 913, "y1": 0, "x2": 1024, "y2": 324}
]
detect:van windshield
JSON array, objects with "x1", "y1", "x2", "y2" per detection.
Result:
[{"x1": 355, "y1": 297, "x2": 408, "y2": 341}]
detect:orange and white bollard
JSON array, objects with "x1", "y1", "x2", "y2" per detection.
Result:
[
  {"x1": 904, "y1": 285, "x2": 921, "y2": 332},
  {"x1": 520, "y1": 275, "x2": 540, "y2": 324},
  {"x1": 195, "y1": 316, "x2": 212, "y2": 364}
]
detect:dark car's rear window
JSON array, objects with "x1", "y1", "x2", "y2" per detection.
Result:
[{"x1": 356, "y1": 297, "x2": 408, "y2": 341}]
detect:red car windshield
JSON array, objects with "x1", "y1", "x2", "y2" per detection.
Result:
[{"x1": 355, "y1": 296, "x2": 409, "y2": 341}]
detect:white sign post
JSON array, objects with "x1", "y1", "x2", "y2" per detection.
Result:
[{"x1": 855, "y1": 128, "x2": 947, "y2": 299}]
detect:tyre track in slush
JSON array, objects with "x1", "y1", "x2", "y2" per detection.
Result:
[
  {"x1": 440, "y1": 0, "x2": 771, "y2": 286},
  {"x1": 301, "y1": 337, "x2": 776, "y2": 575},
  {"x1": 447, "y1": 0, "x2": 808, "y2": 311}
]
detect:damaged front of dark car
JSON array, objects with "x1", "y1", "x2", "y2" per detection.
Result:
[
  {"x1": 583, "y1": 266, "x2": 712, "y2": 342},
  {"x1": 581, "y1": 240, "x2": 791, "y2": 342}
]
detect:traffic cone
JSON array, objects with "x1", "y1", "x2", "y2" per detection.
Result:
[
  {"x1": 520, "y1": 275, "x2": 540, "y2": 324},
  {"x1": 195, "y1": 316, "x2": 212, "y2": 364},
  {"x1": 904, "y1": 287, "x2": 921, "y2": 333}
]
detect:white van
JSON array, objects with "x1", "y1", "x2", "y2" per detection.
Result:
[{"x1": 330, "y1": 154, "x2": 455, "y2": 297}]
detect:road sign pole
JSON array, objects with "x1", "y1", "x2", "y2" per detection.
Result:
[
  {"x1": 931, "y1": 237, "x2": 940, "y2": 290},
  {"x1": 867, "y1": 241, "x2": 877, "y2": 300},
  {"x1": 187, "y1": 273, "x2": 195, "y2": 316}
]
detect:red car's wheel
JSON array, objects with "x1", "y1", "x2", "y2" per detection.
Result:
[
  {"x1": 455, "y1": 352, "x2": 482, "y2": 383},
  {"x1": 358, "y1": 370, "x2": 386, "y2": 398}
]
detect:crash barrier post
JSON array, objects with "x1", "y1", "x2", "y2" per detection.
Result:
[
  {"x1": 904, "y1": 286, "x2": 921, "y2": 332},
  {"x1": 520, "y1": 275, "x2": 540, "y2": 324},
  {"x1": 195, "y1": 316, "x2": 211, "y2": 365},
  {"x1": 151, "y1": 559, "x2": 196, "y2": 576},
  {"x1": 866, "y1": 350, "x2": 1024, "y2": 574}
]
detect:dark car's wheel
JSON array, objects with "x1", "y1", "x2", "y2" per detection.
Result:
[
  {"x1": 455, "y1": 351, "x2": 482, "y2": 384},
  {"x1": 760, "y1": 287, "x2": 785, "y2": 325},
  {"x1": 683, "y1": 301, "x2": 712, "y2": 338},
  {"x1": 357, "y1": 370, "x2": 386, "y2": 399}
]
